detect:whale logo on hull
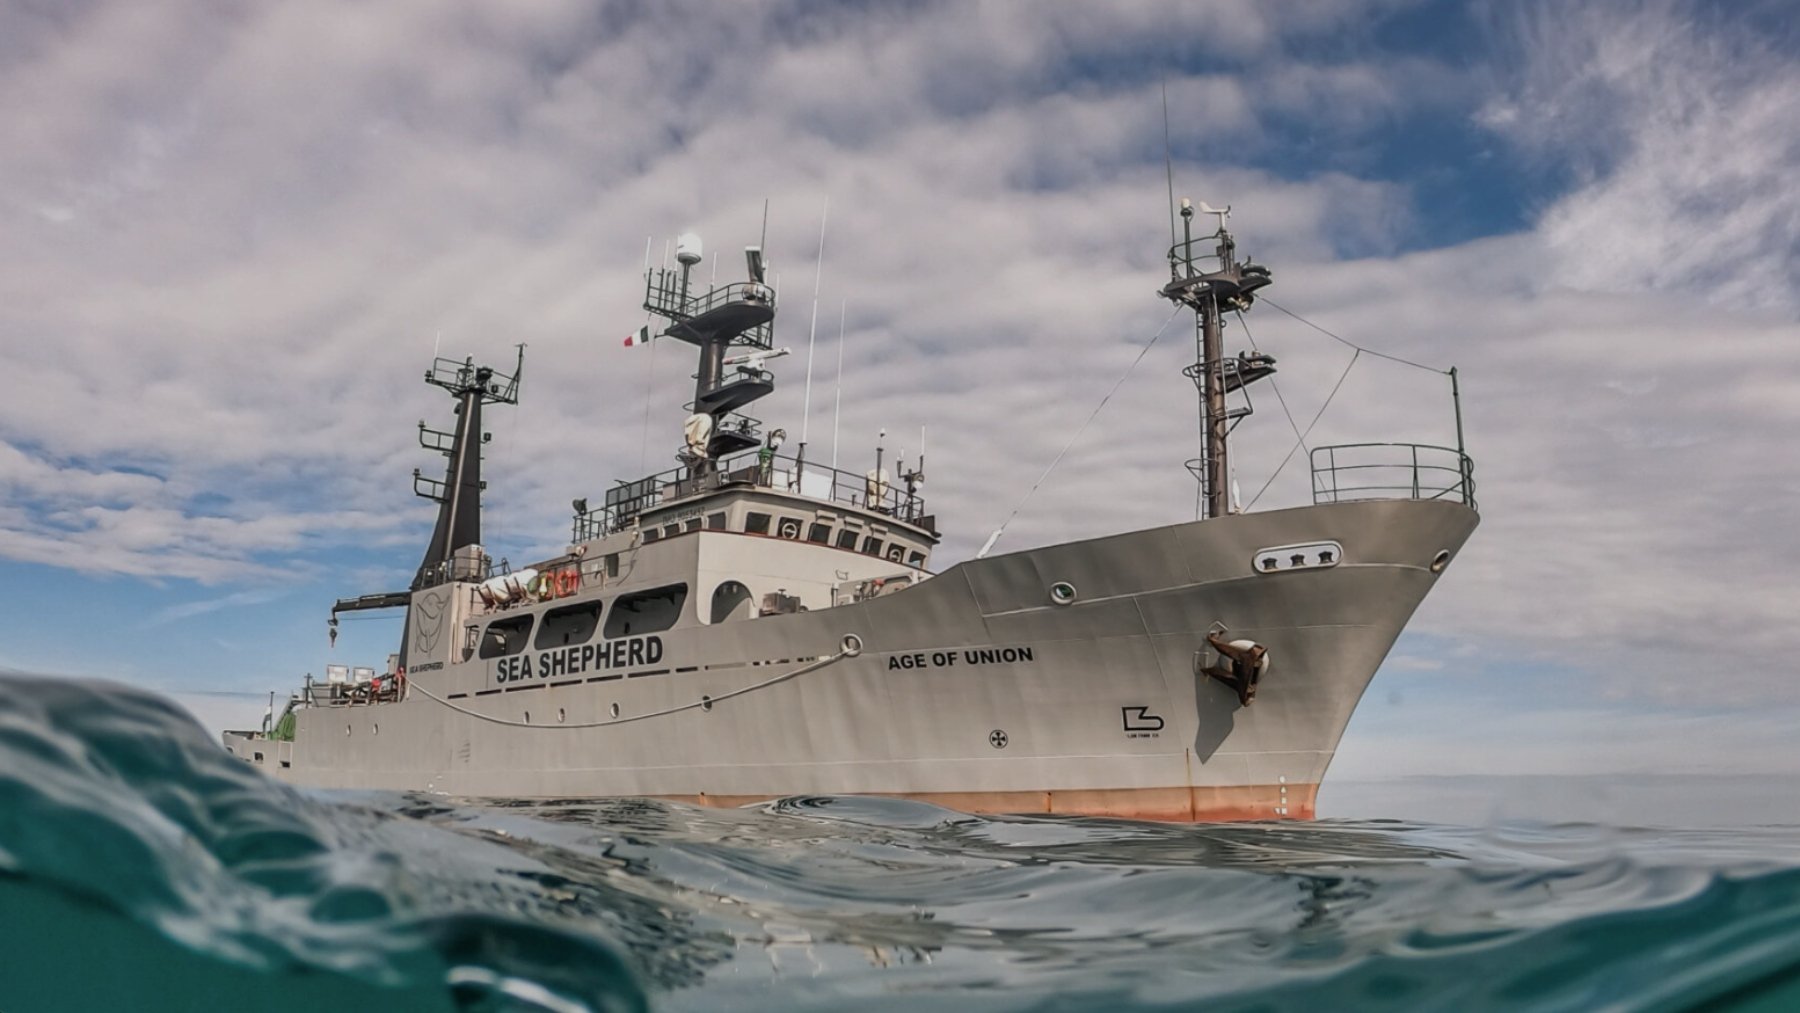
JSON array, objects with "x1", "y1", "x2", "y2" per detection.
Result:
[{"x1": 413, "y1": 590, "x2": 448, "y2": 654}]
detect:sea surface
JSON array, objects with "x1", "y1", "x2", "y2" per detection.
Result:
[{"x1": 2, "y1": 673, "x2": 1798, "y2": 1012}]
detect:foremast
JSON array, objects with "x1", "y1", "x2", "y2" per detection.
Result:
[
  {"x1": 329, "y1": 347, "x2": 524, "y2": 659},
  {"x1": 1160, "y1": 200, "x2": 1274, "y2": 519},
  {"x1": 410, "y1": 350, "x2": 524, "y2": 589}
]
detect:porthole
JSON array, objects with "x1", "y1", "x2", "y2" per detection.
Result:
[
  {"x1": 1430, "y1": 549, "x2": 1452, "y2": 574},
  {"x1": 609, "y1": 702, "x2": 621, "y2": 719},
  {"x1": 1049, "y1": 582, "x2": 1078, "y2": 606}
]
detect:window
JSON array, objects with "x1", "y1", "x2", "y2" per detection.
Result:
[
  {"x1": 836, "y1": 529, "x2": 859, "y2": 550},
  {"x1": 643, "y1": 528, "x2": 661, "y2": 543},
  {"x1": 745, "y1": 512, "x2": 771, "y2": 535},
  {"x1": 663, "y1": 524, "x2": 681, "y2": 539},
  {"x1": 710, "y1": 581, "x2": 755, "y2": 623},
  {"x1": 534, "y1": 600, "x2": 603, "y2": 649},
  {"x1": 807, "y1": 523, "x2": 831, "y2": 544},
  {"x1": 479, "y1": 614, "x2": 534, "y2": 659},
  {"x1": 908, "y1": 551, "x2": 927, "y2": 567},
  {"x1": 605, "y1": 554, "x2": 619, "y2": 578},
  {"x1": 684, "y1": 518, "x2": 702, "y2": 532},
  {"x1": 603, "y1": 584, "x2": 688, "y2": 638},
  {"x1": 706, "y1": 512, "x2": 727, "y2": 530},
  {"x1": 861, "y1": 536, "x2": 884, "y2": 556}
]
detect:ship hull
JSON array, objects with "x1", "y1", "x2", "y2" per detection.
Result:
[{"x1": 228, "y1": 498, "x2": 1476, "y2": 821}]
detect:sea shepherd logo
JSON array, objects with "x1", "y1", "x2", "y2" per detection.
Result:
[{"x1": 494, "y1": 635, "x2": 664, "y2": 684}]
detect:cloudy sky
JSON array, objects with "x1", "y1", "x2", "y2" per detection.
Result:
[{"x1": 2, "y1": 0, "x2": 1796, "y2": 788}]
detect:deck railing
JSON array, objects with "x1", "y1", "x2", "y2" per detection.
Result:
[
  {"x1": 574, "y1": 451, "x2": 932, "y2": 542},
  {"x1": 1310, "y1": 443, "x2": 1476, "y2": 511}
]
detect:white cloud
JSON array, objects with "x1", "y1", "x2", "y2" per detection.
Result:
[
  {"x1": 0, "y1": 0, "x2": 1796, "y2": 725},
  {"x1": 1478, "y1": 0, "x2": 1800, "y2": 314}
]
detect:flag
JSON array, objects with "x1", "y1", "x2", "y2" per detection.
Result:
[{"x1": 624, "y1": 325, "x2": 651, "y2": 348}]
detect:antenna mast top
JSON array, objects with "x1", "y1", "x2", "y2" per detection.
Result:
[
  {"x1": 639, "y1": 229, "x2": 781, "y2": 474},
  {"x1": 424, "y1": 345, "x2": 525, "y2": 405},
  {"x1": 1159, "y1": 200, "x2": 1274, "y2": 520}
]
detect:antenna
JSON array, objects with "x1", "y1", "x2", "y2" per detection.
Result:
[
  {"x1": 1163, "y1": 78, "x2": 1177, "y2": 251},
  {"x1": 639, "y1": 321, "x2": 656, "y2": 471},
  {"x1": 798, "y1": 196, "x2": 829, "y2": 459},
  {"x1": 831, "y1": 300, "x2": 846, "y2": 470}
]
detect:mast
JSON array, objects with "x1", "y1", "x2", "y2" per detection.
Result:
[
  {"x1": 1160, "y1": 199, "x2": 1272, "y2": 519},
  {"x1": 411, "y1": 348, "x2": 523, "y2": 589},
  {"x1": 639, "y1": 233, "x2": 780, "y2": 480}
]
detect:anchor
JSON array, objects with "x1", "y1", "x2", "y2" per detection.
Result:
[{"x1": 1200, "y1": 631, "x2": 1269, "y2": 707}]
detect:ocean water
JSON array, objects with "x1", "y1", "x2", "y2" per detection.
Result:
[{"x1": 2, "y1": 673, "x2": 1798, "y2": 1012}]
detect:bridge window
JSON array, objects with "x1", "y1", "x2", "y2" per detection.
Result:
[
  {"x1": 662, "y1": 523, "x2": 681, "y2": 539},
  {"x1": 746, "y1": 512, "x2": 771, "y2": 535},
  {"x1": 909, "y1": 551, "x2": 926, "y2": 567},
  {"x1": 534, "y1": 600, "x2": 603, "y2": 649},
  {"x1": 684, "y1": 518, "x2": 702, "y2": 533},
  {"x1": 604, "y1": 583, "x2": 688, "y2": 638},
  {"x1": 807, "y1": 523, "x2": 831, "y2": 544},
  {"x1": 479, "y1": 614, "x2": 534, "y2": 659},
  {"x1": 861, "y1": 536, "x2": 884, "y2": 556},
  {"x1": 707, "y1": 512, "x2": 727, "y2": 530},
  {"x1": 643, "y1": 528, "x2": 661, "y2": 543},
  {"x1": 836, "y1": 529, "x2": 859, "y2": 550}
]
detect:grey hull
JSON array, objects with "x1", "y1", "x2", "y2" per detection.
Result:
[{"x1": 228, "y1": 498, "x2": 1476, "y2": 820}]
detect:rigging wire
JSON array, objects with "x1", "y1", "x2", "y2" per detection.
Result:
[
  {"x1": 1246, "y1": 348, "x2": 1360, "y2": 510},
  {"x1": 1236, "y1": 295, "x2": 1455, "y2": 509},
  {"x1": 1234, "y1": 307, "x2": 1310, "y2": 473},
  {"x1": 1260, "y1": 296, "x2": 1449, "y2": 375},
  {"x1": 978, "y1": 307, "x2": 1184, "y2": 559}
]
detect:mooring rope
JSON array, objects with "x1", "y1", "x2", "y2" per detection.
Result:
[{"x1": 406, "y1": 634, "x2": 862, "y2": 730}]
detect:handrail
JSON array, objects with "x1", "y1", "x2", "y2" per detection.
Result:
[
  {"x1": 1310, "y1": 442, "x2": 1476, "y2": 511},
  {"x1": 574, "y1": 451, "x2": 931, "y2": 542}
]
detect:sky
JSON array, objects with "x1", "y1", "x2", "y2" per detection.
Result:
[{"x1": 1, "y1": 0, "x2": 1797, "y2": 788}]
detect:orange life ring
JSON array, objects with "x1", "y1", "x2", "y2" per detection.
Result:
[{"x1": 556, "y1": 568, "x2": 580, "y2": 597}]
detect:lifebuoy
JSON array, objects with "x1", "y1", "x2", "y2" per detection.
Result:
[{"x1": 556, "y1": 569, "x2": 580, "y2": 597}]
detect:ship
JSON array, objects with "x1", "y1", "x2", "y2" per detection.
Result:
[{"x1": 224, "y1": 199, "x2": 1478, "y2": 821}]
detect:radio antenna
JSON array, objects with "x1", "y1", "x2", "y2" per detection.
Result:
[
  {"x1": 1162, "y1": 78, "x2": 1177, "y2": 250},
  {"x1": 798, "y1": 196, "x2": 829, "y2": 457},
  {"x1": 831, "y1": 300, "x2": 846, "y2": 470}
]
